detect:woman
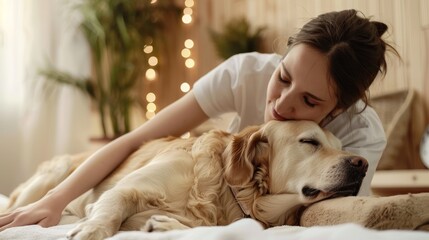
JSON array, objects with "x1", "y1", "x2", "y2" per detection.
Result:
[{"x1": 0, "y1": 9, "x2": 397, "y2": 230}]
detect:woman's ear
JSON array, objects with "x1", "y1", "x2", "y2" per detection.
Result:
[{"x1": 223, "y1": 125, "x2": 269, "y2": 188}]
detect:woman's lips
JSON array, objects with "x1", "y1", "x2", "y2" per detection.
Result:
[{"x1": 272, "y1": 108, "x2": 287, "y2": 121}]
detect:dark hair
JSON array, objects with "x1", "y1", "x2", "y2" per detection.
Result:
[{"x1": 287, "y1": 9, "x2": 399, "y2": 111}]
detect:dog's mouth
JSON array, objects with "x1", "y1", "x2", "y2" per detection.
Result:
[
  {"x1": 302, "y1": 186, "x2": 322, "y2": 198},
  {"x1": 302, "y1": 181, "x2": 362, "y2": 200},
  {"x1": 302, "y1": 160, "x2": 367, "y2": 201}
]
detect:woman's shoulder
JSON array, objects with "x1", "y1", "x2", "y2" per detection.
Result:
[
  {"x1": 195, "y1": 52, "x2": 281, "y2": 85},
  {"x1": 325, "y1": 101, "x2": 386, "y2": 143},
  {"x1": 192, "y1": 52, "x2": 279, "y2": 122},
  {"x1": 231, "y1": 52, "x2": 282, "y2": 68},
  {"x1": 224, "y1": 52, "x2": 282, "y2": 72}
]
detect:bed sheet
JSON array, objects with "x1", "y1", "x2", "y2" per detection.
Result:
[
  {"x1": 1, "y1": 218, "x2": 429, "y2": 240},
  {"x1": 1, "y1": 193, "x2": 428, "y2": 240}
]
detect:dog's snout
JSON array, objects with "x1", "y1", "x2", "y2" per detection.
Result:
[{"x1": 347, "y1": 156, "x2": 368, "y2": 173}]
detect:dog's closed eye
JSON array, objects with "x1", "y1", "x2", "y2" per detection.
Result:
[{"x1": 299, "y1": 138, "x2": 320, "y2": 148}]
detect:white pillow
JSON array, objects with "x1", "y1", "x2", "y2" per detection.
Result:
[{"x1": 0, "y1": 193, "x2": 9, "y2": 212}]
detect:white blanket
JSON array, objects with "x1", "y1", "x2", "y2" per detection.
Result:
[
  {"x1": 1, "y1": 194, "x2": 428, "y2": 240},
  {"x1": 1, "y1": 219, "x2": 429, "y2": 240}
]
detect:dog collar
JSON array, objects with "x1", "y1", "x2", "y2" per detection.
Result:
[{"x1": 229, "y1": 186, "x2": 251, "y2": 218}]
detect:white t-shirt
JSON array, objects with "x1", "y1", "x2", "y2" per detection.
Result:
[{"x1": 193, "y1": 52, "x2": 386, "y2": 196}]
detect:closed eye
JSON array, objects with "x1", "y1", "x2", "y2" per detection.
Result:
[
  {"x1": 299, "y1": 138, "x2": 320, "y2": 147},
  {"x1": 304, "y1": 96, "x2": 316, "y2": 107},
  {"x1": 278, "y1": 72, "x2": 290, "y2": 85}
]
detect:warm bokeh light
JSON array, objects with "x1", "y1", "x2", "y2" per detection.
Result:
[
  {"x1": 183, "y1": 7, "x2": 193, "y2": 15},
  {"x1": 145, "y1": 68, "x2": 156, "y2": 80},
  {"x1": 180, "y1": 82, "x2": 191, "y2": 93},
  {"x1": 185, "y1": 58, "x2": 195, "y2": 68},
  {"x1": 146, "y1": 102, "x2": 157, "y2": 112},
  {"x1": 146, "y1": 92, "x2": 156, "y2": 103},
  {"x1": 146, "y1": 111, "x2": 156, "y2": 119},
  {"x1": 184, "y1": 0, "x2": 194, "y2": 8},
  {"x1": 148, "y1": 56, "x2": 158, "y2": 66},
  {"x1": 144, "y1": 0, "x2": 195, "y2": 122},
  {"x1": 184, "y1": 39, "x2": 194, "y2": 49},
  {"x1": 182, "y1": 14, "x2": 192, "y2": 24},
  {"x1": 181, "y1": 48, "x2": 191, "y2": 58},
  {"x1": 143, "y1": 45, "x2": 153, "y2": 54}
]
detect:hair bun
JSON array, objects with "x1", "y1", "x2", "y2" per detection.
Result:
[{"x1": 372, "y1": 21, "x2": 388, "y2": 37}]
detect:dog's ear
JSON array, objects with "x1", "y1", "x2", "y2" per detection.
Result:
[{"x1": 224, "y1": 125, "x2": 269, "y2": 191}]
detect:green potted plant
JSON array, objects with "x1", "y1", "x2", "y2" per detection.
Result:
[
  {"x1": 209, "y1": 17, "x2": 266, "y2": 60},
  {"x1": 41, "y1": 0, "x2": 181, "y2": 139}
]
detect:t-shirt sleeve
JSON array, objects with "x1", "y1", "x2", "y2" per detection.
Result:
[{"x1": 193, "y1": 55, "x2": 241, "y2": 118}]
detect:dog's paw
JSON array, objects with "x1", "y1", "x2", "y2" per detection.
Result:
[
  {"x1": 66, "y1": 220, "x2": 112, "y2": 240},
  {"x1": 142, "y1": 215, "x2": 189, "y2": 232}
]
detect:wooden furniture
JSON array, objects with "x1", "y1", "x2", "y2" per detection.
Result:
[{"x1": 371, "y1": 170, "x2": 429, "y2": 196}]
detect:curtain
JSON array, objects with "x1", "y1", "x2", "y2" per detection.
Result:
[{"x1": 0, "y1": 0, "x2": 91, "y2": 195}]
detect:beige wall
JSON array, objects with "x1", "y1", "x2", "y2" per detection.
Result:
[{"x1": 179, "y1": 0, "x2": 429, "y2": 121}]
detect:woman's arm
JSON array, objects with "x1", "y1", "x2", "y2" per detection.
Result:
[
  {"x1": 49, "y1": 91, "x2": 209, "y2": 205},
  {"x1": 0, "y1": 91, "x2": 209, "y2": 230}
]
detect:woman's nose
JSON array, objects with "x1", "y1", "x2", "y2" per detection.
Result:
[{"x1": 277, "y1": 91, "x2": 296, "y2": 115}]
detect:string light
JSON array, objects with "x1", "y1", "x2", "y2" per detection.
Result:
[
  {"x1": 184, "y1": 39, "x2": 194, "y2": 48},
  {"x1": 146, "y1": 92, "x2": 156, "y2": 102},
  {"x1": 143, "y1": 45, "x2": 153, "y2": 54},
  {"x1": 146, "y1": 101, "x2": 157, "y2": 120},
  {"x1": 181, "y1": 48, "x2": 191, "y2": 58},
  {"x1": 180, "y1": 82, "x2": 191, "y2": 92},
  {"x1": 184, "y1": 0, "x2": 194, "y2": 8},
  {"x1": 145, "y1": 68, "x2": 156, "y2": 81},
  {"x1": 144, "y1": 0, "x2": 196, "y2": 121},
  {"x1": 182, "y1": 14, "x2": 192, "y2": 24},
  {"x1": 142, "y1": 35, "x2": 157, "y2": 120},
  {"x1": 148, "y1": 56, "x2": 158, "y2": 66},
  {"x1": 182, "y1": 0, "x2": 194, "y2": 25},
  {"x1": 183, "y1": 7, "x2": 193, "y2": 15},
  {"x1": 180, "y1": 0, "x2": 196, "y2": 95},
  {"x1": 146, "y1": 111, "x2": 156, "y2": 119},
  {"x1": 185, "y1": 58, "x2": 195, "y2": 68},
  {"x1": 146, "y1": 102, "x2": 157, "y2": 112},
  {"x1": 145, "y1": 92, "x2": 157, "y2": 120}
]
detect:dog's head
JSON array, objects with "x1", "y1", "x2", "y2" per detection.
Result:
[{"x1": 223, "y1": 120, "x2": 368, "y2": 226}]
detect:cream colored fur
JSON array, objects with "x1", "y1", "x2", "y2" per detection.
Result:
[
  {"x1": 3, "y1": 121, "x2": 368, "y2": 240},
  {"x1": 300, "y1": 193, "x2": 429, "y2": 231}
]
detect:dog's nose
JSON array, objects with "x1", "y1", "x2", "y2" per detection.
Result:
[{"x1": 347, "y1": 156, "x2": 368, "y2": 173}]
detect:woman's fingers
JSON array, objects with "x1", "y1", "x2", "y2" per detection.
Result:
[
  {"x1": 0, "y1": 198, "x2": 63, "y2": 232},
  {"x1": 0, "y1": 207, "x2": 44, "y2": 231},
  {"x1": 0, "y1": 213, "x2": 16, "y2": 231},
  {"x1": 0, "y1": 211, "x2": 11, "y2": 218}
]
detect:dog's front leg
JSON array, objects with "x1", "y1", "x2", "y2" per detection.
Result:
[
  {"x1": 67, "y1": 187, "x2": 157, "y2": 240},
  {"x1": 142, "y1": 214, "x2": 190, "y2": 232}
]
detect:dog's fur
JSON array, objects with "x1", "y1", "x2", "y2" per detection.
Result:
[{"x1": 3, "y1": 120, "x2": 368, "y2": 240}]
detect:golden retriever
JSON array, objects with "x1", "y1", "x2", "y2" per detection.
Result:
[{"x1": 3, "y1": 120, "x2": 368, "y2": 240}]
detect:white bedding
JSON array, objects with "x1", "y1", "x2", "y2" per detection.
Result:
[
  {"x1": 1, "y1": 194, "x2": 428, "y2": 240},
  {"x1": 1, "y1": 217, "x2": 429, "y2": 240}
]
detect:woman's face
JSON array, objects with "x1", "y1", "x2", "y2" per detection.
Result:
[{"x1": 265, "y1": 44, "x2": 339, "y2": 124}]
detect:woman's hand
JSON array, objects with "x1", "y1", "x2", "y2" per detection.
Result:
[{"x1": 0, "y1": 194, "x2": 64, "y2": 232}]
